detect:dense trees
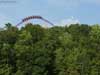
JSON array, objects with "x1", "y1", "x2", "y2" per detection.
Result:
[{"x1": 0, "y1": 23, "x2": 100, "y2": 75}]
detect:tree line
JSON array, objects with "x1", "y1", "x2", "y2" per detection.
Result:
[{"x1": 0, "y1": 23, "x2": 100, "y2": 75}]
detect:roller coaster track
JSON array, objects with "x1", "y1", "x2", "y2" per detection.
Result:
[{"x1": 16, "y1": 16, "x2": 54, "y2": 27}]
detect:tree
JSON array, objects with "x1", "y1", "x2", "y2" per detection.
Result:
[{"x1": 0, "y1": 23, "x2": 100, "y2": 75}]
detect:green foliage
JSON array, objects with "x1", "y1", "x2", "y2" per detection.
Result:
[{"x1": 0, "y1": 23, "x2": 100, "y2": 75}]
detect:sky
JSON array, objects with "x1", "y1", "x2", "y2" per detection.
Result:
[{"x1": 0, "y1": 0, "x2": 100, "y2": 27}]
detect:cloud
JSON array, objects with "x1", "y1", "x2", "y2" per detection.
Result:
[
  {"x1": 56, "y1": 16, "x2": 80, "y2": 26},
  {"x1": 83, "y1": 0, "x2": 100, "y2": 4},
  {"x1": 47, "y1": 0, "x2": 80, "y2": 8},
  {"x1": 47, "y1": 0, "x2": 100, "y2": 8},
  {"x1": 0, "y1": 14, "x2": 12, "y2": 28}
]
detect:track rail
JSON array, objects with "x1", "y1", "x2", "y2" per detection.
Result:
[{"x1": 16, "y1": 16, "x2": 54, "y2": 27}]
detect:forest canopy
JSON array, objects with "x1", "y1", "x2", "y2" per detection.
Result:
[{"x1": 0, "y1": 23, "x2": 100, "y2": 75}]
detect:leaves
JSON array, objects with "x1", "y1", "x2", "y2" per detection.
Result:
[{"x1": 0, "y1": 23, "x2": 100, "y2": 75}]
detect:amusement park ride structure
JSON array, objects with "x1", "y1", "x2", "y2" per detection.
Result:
[{"x1": 16, "y1": 16, "x2": 54, "y2": 27}]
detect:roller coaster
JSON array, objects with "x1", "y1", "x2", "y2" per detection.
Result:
[{"x1": 16, "y1": 16, "x2": 54, "y2": 27}]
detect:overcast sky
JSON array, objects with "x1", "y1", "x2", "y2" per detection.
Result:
[{"x1": 0, "y1": 0, "x2": 100, "y2": 27}]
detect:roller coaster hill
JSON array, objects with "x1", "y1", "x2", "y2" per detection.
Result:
[{"x1": 16, "y1": 16, "x2": 54, "y2": 27}]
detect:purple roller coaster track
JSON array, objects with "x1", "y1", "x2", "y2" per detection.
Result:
[{"x1": 16, "y1": 16, "x2": 54, "y2": 27}]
